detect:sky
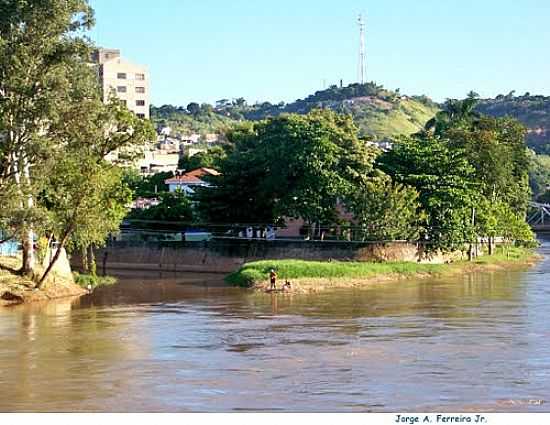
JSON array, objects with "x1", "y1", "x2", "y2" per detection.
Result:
[{"x1": 88, "y1": 0, "x2": 550, "y2": 107}]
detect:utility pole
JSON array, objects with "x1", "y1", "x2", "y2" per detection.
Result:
[{"x1": 358, "y1": 13, "x2": 366, "y2": 85}]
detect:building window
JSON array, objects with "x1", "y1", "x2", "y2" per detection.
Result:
[
  {"x1": 136, "y1": 100, "x2": 146, "y2": 106},
  {"x1": 136, "y1": 73, "x2": 145, "y2": 81},
  {"x1": 117, "y1": 86, "x2": 127, "y2": 93},
  {"x1": 121, "y1": 100, "x2": 127, "y2": 106},
  {"x1": 117, "y1": 72, "x2": 127, "y2": 79},
  {"x1": 136, "y1": 87, "x2": 146, "y2": 94},
  {"x1": 136, "y1": 113, "x2": 146, "y2": 119}
]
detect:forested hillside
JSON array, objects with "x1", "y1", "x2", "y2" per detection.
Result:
[
  {"x1": 476, "y1": 93, "x2": 550, "y2": 154},
  {"x1": 151, "y1": 82, "x2": 440, "y2": 141}
]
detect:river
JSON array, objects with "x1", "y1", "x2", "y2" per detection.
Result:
[{"x1": 1, "y1": 242, "x2": 550, "y2": 413}]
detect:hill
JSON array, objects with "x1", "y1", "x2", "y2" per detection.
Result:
[
  {"x1": 151, "y1": 82, "x2": 441, "y2": 141},
  {"x1": 476, "y1": 93, "x2": 550, "y2": 154}
]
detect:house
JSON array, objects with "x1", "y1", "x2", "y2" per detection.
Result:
[
  {"x1": 165, "y1": 167, "x2": 220, "y2": 195},
  {"x1": 137, "y1": 150, "x2": 180, "y2": 175}
]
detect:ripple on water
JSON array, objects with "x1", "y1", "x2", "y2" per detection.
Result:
[{"x1": 3, "y1": 246, "x2": 550, "y2": 412}]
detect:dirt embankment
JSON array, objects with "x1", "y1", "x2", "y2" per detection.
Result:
[{"x1": 0, "y1": 257, "x2": 86, "y2": 307}]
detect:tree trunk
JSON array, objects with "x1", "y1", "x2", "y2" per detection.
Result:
[
  {"x1": 21, "y1": 228, "x2": 35, "y2": 276},
  {"x1": 468, "y1": 244, "x2": 474, "y2": 262},
  {"x1": 88, "y1": 245, "x2": 96, "y2": 276},
  {"x1": 19, "y1": 156, "x2": 36, "y2": 276},
  {"x1": 81, "y1": 246, "x2": 89, "y2": 273},
  {"x1": 37, "y1": 230, "x2": 72, "y2": 288}
]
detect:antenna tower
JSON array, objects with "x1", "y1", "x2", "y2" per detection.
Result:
[{"x1": 358, "y1": 14, "x2": 366, "y2": 85}]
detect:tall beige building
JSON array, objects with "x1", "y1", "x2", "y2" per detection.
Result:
[{"x1": 92, "y1": 48, "x2": 150, "y2": 119}]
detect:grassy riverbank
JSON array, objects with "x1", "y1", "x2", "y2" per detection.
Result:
[
  {"x1": 0, "y1": 257, "x2": 86, "y2": 306},
  {"x1": 73, "y1": 272, "x2": 117, "y2": 290},
  {"x1": 226, "y1": 246, "x2": 539, "y2": 292}
]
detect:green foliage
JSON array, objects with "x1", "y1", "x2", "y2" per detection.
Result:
[
  {"x1": 425, "y1": 96, "x2": 480, "y2": 136},
  {"x1": 347, "y1": 174, "x2": 422, "y2": 241},
  {"x1": 197, "y1": 110, "x2": 378, "y2": 226},
  {"x1": 529, "y1": 151, "x2": 550, "y2": 197},
  {"x1": 476, "y1": 93, "x2": 550, "y2": 154},
  {"x1": 151, "y1": 82, "x2": 440, "y2": 146},
  {"x1": 0, "y1": 0, "x2": 97, "y2": 274},
  {"x1": 129, "y1": 191, "x2": 194, "y2": 222},
  {"x1": 43, "y1": 157, "x2": 133, "y2": 254},
  {"x1": 475, "y1": 198, "x2": 536, "y2": 245},
  {"x1": 445, "y1": 116, "x2": 531, "y2": 214},
  {"x1": 178, "y1": 146, "x2": 227, "y2": 170},
  {"x1": 36, "y1": 237, "x2": 49, "y2": 263},
  {"x1": 73, "y1": 272, "x2": 117, "y2": 289},
  {"x1": 379, "y1": 134, "x2": 479, "y2": 252},
  {"x1": 123, "y1": 169, "x2": 172, "y2": 198},
  {"x1": 225, "y1": 259, "x2": 445, "y2": 287},
  {"x1": 151, "y1": 104, "x2": 235, "y2": 135},
  {"x1": 0, "y1": 0, "x2": 156, "y2": 281}
]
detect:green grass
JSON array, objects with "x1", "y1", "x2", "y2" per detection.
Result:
[
  {"x1": 226, "y1": 246, "x2": 537, "y2": 288},
  {"x1": 472, "y1": 246, "x2": 535, "y2": 264},
  {"x1": 225, "y1": 259, "x2": 445, "y2": 287},
  {"x1": 73, "y1": 273, "x2": 117, "y2": 290}
]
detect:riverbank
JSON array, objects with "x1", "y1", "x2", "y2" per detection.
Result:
[
  {"x1": 226, "y1": 247, "x2": 540, "y2": 293},
  {"x1": 0, "y1": 257, "x2": 86, "y2": 307}
]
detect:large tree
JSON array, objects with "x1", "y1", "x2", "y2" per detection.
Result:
[
  {"x1": 444, "y1": 116, "x2": 531, "y2": 215},
  {"x1": 378, "y1": 134, "x2": 480, "y2": 252},
  {"x1": 348, "y1": 173, "x2": 421, "y2": 242},
  {"x1": 197, "y1": 110, "x2": 378, "y2": 231},
  {"x1": 0, "y1": 0, "x2": 97, "y2": 274},
  {"x1": 0, "y1": 0, "x2": 155, "y2": 281}
]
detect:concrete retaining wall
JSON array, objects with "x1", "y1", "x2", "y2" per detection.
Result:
[{"x1": 71, "y1": 239, "x2": 463, "y2": 274}]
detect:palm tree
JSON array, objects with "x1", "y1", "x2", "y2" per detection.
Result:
[{"x1": 424, "y1": 94, "x2": 481, "y2": 135}]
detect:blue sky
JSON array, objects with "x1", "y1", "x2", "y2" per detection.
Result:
[{"x1": 88, "y1": 0, "x2": 550, "y2": 106}]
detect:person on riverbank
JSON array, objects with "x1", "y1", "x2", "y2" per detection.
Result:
[
  {"x1": 269, "y1": 269, "x2": 277, "y2": 290},
  {"x1": 282, "y1": 280, "x2": 292, "y2": 292}
]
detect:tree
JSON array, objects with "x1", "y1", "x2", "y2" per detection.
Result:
[
  {"x1": 348, "y1": 174, "x2": 421, "y2": 241},
  {"x1": 0, "y1": 0, "x2": 155, "y2": 282},
  {"x1": 445, "y1": 116, "x2": 531, "y2": 215},
  {"x1": 0, "y1": 0, "x2": 95, "y2": 275},
  {"x1": 528, "y1": 151, "x2": 550, "y2": 197},
  {"x1": 36, "y1": 95, "x2": 154, "y2": 285},
  {"x1": 233, "y1": 97, "x2": 247, "y2": 108},
  {"x1": 123, "y1": 169, "x2": 173, "y2": 198},
  {"x1": 475, "y1": 198, "x2": 535, "y2": 251},
  {"x1": 197, "y1": 110, "x2": 378, "y2": 232},
  {"x1": 215, "y1": 99, "x2": 231, "y2": 109},
  {"x1": 187, "y1": 102, "x2": 200, "y2": 116},
  {"x1": 424, "y1": 97, "x2": 481, "y2": 136},
  {"x1": 129, "y1": 191, "x2": 194, "y2": 223},
  {"x1": 200, "y1": 103, "x2": 214, "y2": 115},
  {"x1": 178, "y1": 146, "x2": 227, "y2": 171},
  {"x1": 378, "y1": 134, "x2": 479, "y2": 252},
  {"x1": 44, "y1": 158, "x2": 132, "y2": 278}
]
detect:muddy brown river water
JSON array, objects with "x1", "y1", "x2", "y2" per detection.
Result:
[{"x1": 1, "y1": 241, "x2": 550, "y2": 412}]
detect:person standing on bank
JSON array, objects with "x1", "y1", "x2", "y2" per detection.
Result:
[{"x1": 269, "y1": 269, "x2": 278, "y2": 291}]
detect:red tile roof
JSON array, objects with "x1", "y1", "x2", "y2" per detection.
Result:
[{"x1": 165, "y1": 167, "x2": 220, "y2": 185}]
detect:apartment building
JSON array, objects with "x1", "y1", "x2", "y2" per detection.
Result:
[{"x1": 92, "y1": 48, "x2": 150, "y2": 119}]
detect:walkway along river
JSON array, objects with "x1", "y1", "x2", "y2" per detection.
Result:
[{"x1": 1, "y1": 240, "x2": 550, "y2": 412}]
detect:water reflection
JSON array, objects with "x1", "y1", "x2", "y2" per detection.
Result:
[{"x1": 0, "y1": 245, "x2": 549, "y2": 412}]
